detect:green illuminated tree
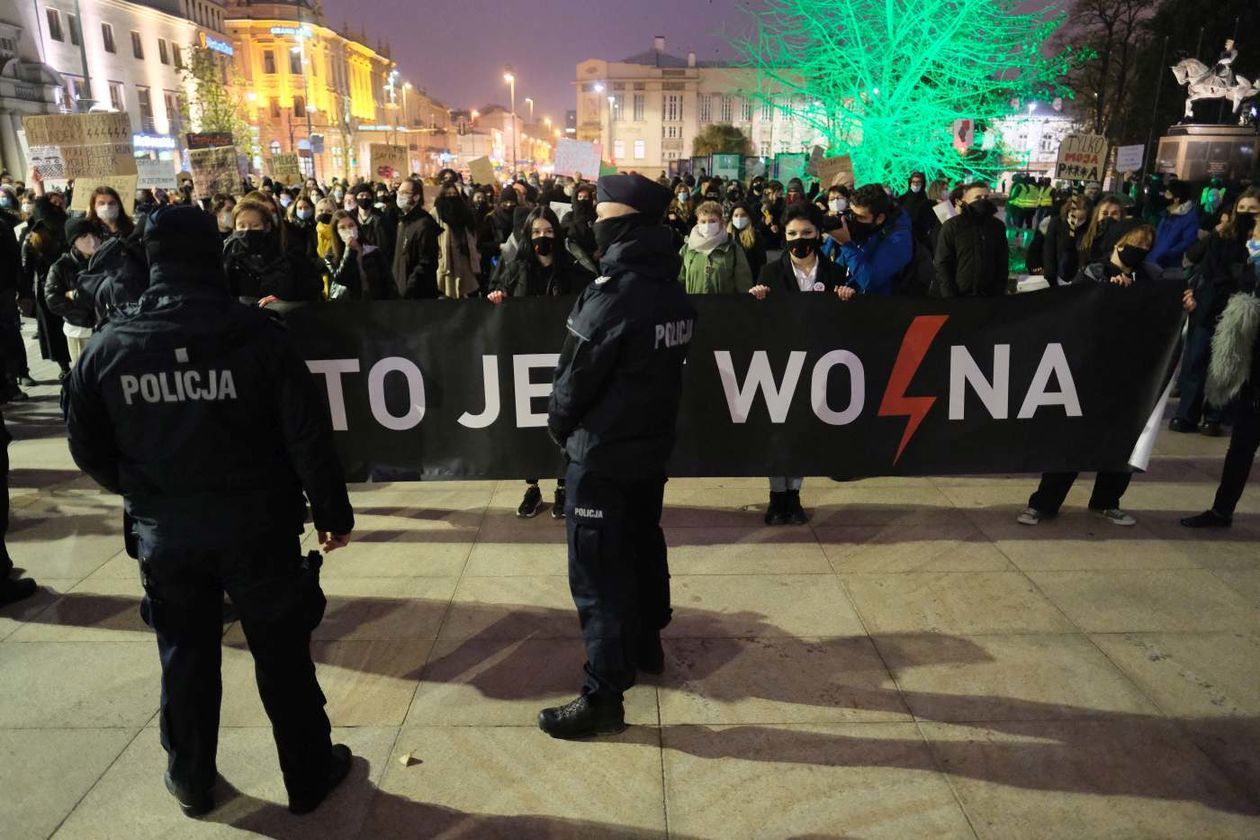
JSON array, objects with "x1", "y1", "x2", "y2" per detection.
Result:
[
  {"x1": 180, "y1": 45, "x2": 252, "y2": 154},
  {"x1": 735, "y1": 0, "x2": 1081, "y2": 186},
  {"x1": 693, "y1": 123, "x2": 754, "y2": 156}
]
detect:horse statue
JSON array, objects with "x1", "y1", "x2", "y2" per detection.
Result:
[{"x1": 1171, "y1": 58, "x2": 1260, "y2": 121}]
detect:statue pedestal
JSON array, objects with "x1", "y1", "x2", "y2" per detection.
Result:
[{"x1": 1155, "y1": 124, "x2": 1257, "y2": 181}]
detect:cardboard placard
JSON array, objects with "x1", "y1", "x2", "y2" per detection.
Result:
[
  {"x1": 369, "y1": 144, "x2": 408, "y2": 180},
  {"x1": 60, "y1": 143, "x2": 137, "y2": 178},
  {"x1": 268, "y1": 153, "x2": 301, "y2": 184},
  {"x1": 189, "y1": 146, "x2": 239, "y2": 197},
  {"x1": 24, "y1": 112, "x2": 131, "y2": 147},
  {"x1": 468, "y1": 156, "x2": 496, "y2": 185},
  {"x1": 28, "y1": 145, "x2": 65, "y2": 180},
  {"x1": 70, "y1": 174, "x2": 138, "y2": 215},
  {"x1": 814, "y1": 154, "x2": 855, "y2": 187},
  {"x1": 1115, "y1": 144, "x2": 1145, "y2": 173},
  {"x1": 1055, "y1": 134, "x2": 1109, "y2": 182},
  {"x1": 136, "y1": 158, "x2": 179, "y2": 190},
  {"x1": 186, "y1": 131, "x2": 235, "y2": 150},
  {"x1": 553, "y1": 139, "x2": 602, "y2": 179},
  {"x1": 549, "y1": 201, "x2": 572, "y2": 220}
]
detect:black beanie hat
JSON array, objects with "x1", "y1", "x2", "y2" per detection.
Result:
[
  {"x1": 143, "y1": 205, "x2": 221, "y2": 269},
  {"x1": 64, "y1": 215, "x2": 100, "y2": 246},
  {"x1": 596, "y1": 173, "x2": 672, "y2": 220}
]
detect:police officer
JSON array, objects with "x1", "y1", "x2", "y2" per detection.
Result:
[
  {"x1": 539, "y1": 174, "x2": 697, "y2": 739},
  {"x1": 63, "y1": 207, "x2": 355, "y2": 818}
]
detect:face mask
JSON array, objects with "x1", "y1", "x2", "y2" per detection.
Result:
[
  {"x1": 97, "y1": 204, "x2": 119, "y2": 222},
  {"x1": 343, "y1": 200, "x2": 356, "y2": 213},
  {"x1": 732, "y1": 216, "x2": 750, "y2": 231},
  {"x1": 965, "y1": 198, "x2": 996, "y2": 217},
  {"x1": 279, "y1": 195, "x2": 293, "y2": 208},
  {"x1": 1117, "y1": 245, "x2": 1149, "y2": 269},
  {"x1": 238, "y1": 229, "x2": 270, "y2": 250},
  {"x1": 532, "y1": 235, "x2": 555, "y2": 256},
  {"x1": 338, "y1": 227, "x2": 358, "y2": 243},
  {"x1": 847, "y1": 218, "x2": 878, "y2": 241},
  {"x1": 296, "y1": 208, "x2": 313, "y2": 221},
  {"x1": 396, "y1": 195, "x2": 415, "y2": 212},
  {"x1": 829, "y1": 198, "x2": 847, "y2": 214},
  {"x1": 677, "y1": 193, "x2": 689, "y2": 202},
  {"x1": 316, "y1": 212, "x2": 333, "y2": 225},
  {"x1": 22, "y1": 203, "x2": 34, "y2": 215},
  {"x1": 788, "y1": 237, "x2": 818, "y2": 258},
  {"x1": 910, "y1": 184, "x2": 923, "y2": 193},
  {"x1": 696, "y1": 221, "x2": 722, "y2": 238},
  {"x1": 704, "y1": 193, "x2": 719, "y2": 202},
  {"x1": 356, "y1": 197, "x2": 373, "y2": 210},
  {"x1": 0, "y1": 195, "x2": 12, "y2": 209},
  {"x1": 594, "y1": 215, "x2": 642, "y2": 253},
  {"x1": 333, "y1": 190, "x2": 345, "y2": 201},
  {"x1": 218, "y1": 212, "x2": 233, "y2": 229}
]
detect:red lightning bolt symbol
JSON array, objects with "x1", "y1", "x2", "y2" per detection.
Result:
[{"x1": 879, "y1": 315, "x2": 949, "y2": 464}]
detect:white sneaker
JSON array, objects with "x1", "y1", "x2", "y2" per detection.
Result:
[
  {"x1": 1017, "y1": 507, "x2": 1049, "y2": 526},
  {"x1": 1093, "y1": 508, "x2": 1137, "y2": 526}
]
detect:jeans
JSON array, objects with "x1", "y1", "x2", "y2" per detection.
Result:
[{"x1": 1174, "y1": 320, "x2": 1223, "y2": 426}]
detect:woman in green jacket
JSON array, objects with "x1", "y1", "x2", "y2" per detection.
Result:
[{"x1": 678, "y1": 201, "x2": 754, "y2": 295}]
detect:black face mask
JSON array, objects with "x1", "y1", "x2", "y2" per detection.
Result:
[
  {"x1": 847, "y1": 217, "x2": 879, "y2": 242},
  {"x1": 1117, "y1": 245, "x2": 1149, "y2": 269},
  {"x1": 788, "y1": 237, "x2": 819, "y2": 258},
  {"x1": 356, "y1": 197, "x2": 373, "y2": 210},
  {"x1": 705, "y1": 193, "x2": 719, "y2": 201},
  {"x1": 1234, "y1": 211, "x2": 1257, "y2": 241},
  {"x1": 965, "y1": 198, "x2": 996, "y2": 218},
  {"x1": 532, "y1": 235, "x2": 554, "y2": 256},
  {"x1": 594, "y1": 215, "x2": 643, "y2": 253},
  {"x1": 316, "y1": 212, "x2": 333, "y2": 225},
  {"x1": 237, "y1": 229, "x2": 270, "y2": 252}
]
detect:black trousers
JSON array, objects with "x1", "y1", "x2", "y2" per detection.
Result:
[
  {"x1": 137, "y1": 534, "x2": 332, "y2": 796},
  {"x1": 1213, "y1": 387, "x2": 1260, "y2": 516},
  {"x1": 564, "y1": 462, "x2": 672, "y2": 700},
  {"x1": 0, "y1": 421, "x2": 9, "y2": 568},
  {"x1": 1175, "y1": 320, "x2": 1224, "y2": 425},
  {"x1": 1029, "y1": 471, "x2": 1133, "y2": 516}
]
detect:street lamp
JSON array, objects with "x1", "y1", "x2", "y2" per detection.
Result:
[
  {"x1": 607, "y1": 94, "x2": 616, "y2": 167},
  {"x1": 525, "y1": 97, "x2": 534, "y2": 122},
  {"x1": 503, "y1": 69, "x2": 517, "y2": 177}
]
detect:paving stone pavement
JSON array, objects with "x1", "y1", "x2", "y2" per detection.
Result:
[{"x1": 2, "y1": 338, "x2": 1260, "y2": 839}]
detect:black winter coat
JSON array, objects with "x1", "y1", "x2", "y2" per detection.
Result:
[
  {"x1": 390, "y1": 205, "x2": 440, "y2": 299},
  {"x1": 326, "y1": 245, "x2": 396, "y2": 301},
  {"x1": 1184, "y1": 232, "x2": 1252, "y2": 326},
  {"x1": 45, "y1": 249, "x2": 94, "y2": 328},
  {"x1": 933, "y1": 211, "x2": 1009, "y2": 297},
  {"x1": 1041, "y1": 217, "x2": 1082, "y2": 285},
  {"x1": 491, "y1": 246, "x2": 595, "y2": 298},
  {"x1": 222, "y1": 231, "x2": 323, "y2": 303},
  {"x1": 758, "y1": 249, "x2": 846, "y2": 294}
]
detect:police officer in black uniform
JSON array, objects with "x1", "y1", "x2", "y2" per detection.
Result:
[
  {"x1": 539, "y1": 174, "x2": 697, "y2": 739},
  {"x1": 63, "y1": 207, "x2": 356, "y2": 818}
]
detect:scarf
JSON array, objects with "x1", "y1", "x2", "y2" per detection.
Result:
[{"x1": 687, "y1": 226, "x2": 728, "y2": 256}]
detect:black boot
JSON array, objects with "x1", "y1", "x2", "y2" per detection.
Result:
[
  {"x1": 638, "y1": 631, "x2": 665, "y2": 675},
  {"x1": 288, "y1": 744, "x2": 353, "y2": 815},
  {"x1": 784, "y1": 490, "x2": 810, "y2": 525},
  {"x1": 0, "y1": 576, "x2": 36, "y2": 608},
  {"x1": 1180, "y1": 509, "x2": 1232, "y2": 528},
  {"x1": 764, "y1": 491, "x2": 787, "y2": 526},
  {"x1": 164, "y1": 772, "x2": 215, "y2": 818},
  {"x1": 538, "y1": 694, "x2": 626, "y2": 739},
  {"x1": 517, "y1": 484, "x2": 542, "y2": 518},
  {"x1": 552, "y1": 486, "x2": 566, "y2": 520}
]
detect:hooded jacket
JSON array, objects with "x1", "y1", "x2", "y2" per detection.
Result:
[
  {"x1": 933, "y1": 207, "x2": 1008, "y2": 298},
  {"x1": 548, "y1": 222, "x2": 698, "y2": 478},
  {"x1": 44, "y1": 247, "x2": 93, "y2": 328}
]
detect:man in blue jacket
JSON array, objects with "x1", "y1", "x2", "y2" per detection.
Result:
[
  {"x1": 1150, "y1": 179, "x2": 1201, "y2": 271},
  {"x1": 540, "y1": 173, "x2": 697, "y2": 739},
  {"x1": 825, "y1": 184, "x2": 913, "y2": 297}
]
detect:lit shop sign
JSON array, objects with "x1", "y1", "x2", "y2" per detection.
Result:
[
  {"x1": 199, "y1": 32, "x2": 234, "y2": 56},
  {"x1": 133, "y1": 134, "x2": 177, "y2": 150},
  {"x1": 269, "y1": 25, "x2": 313, "y2": 39}
]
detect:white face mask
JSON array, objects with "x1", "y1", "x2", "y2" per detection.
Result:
[
  {"x1": 97, "y1": 204, "x2": 119, "y2": 222},
  {"x1": 218, "y1": 211, "x2": 233, "y2": 229},
  {"x1": 21, "y1": 203, "x2": 34, "y2": 215},
  {"x1": 296, "y1": 208, "x2": 313, "y2": 221},
  {"x1": 396, "y1": 195, "x2": 415, "y2": 211},
  {"x1": 910, "y1": 184, "x2": 923, "y2": 193},
  {"x1": 279, "y1": 195, "x2": 292, "y2": 208},
  {"x1": 338, "y1": 226, "x2": 358, "y2": 243},
  {"x1": 829, "y1": 198, "x2": 847, "y2": 214},
  {"x1": 696, "y1": 221, "x2": 722, "y2": 238},
  {"x1": 732, "y1": 216, "x2": 750, "y2": 230},
  {"x1": 677, "y1": 193, "x2": 689, "y2": 202},
  {"x1": 343, "y1": 200, "x2": 356, "y2": 213}
]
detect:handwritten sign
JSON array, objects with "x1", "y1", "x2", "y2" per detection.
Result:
[
  {"x1": 553, "y1": 139, "x2": 602, "y2": 179},
  {"x1": 814, "y1": 154, "x2": 855, "y2": 187},
  {"x1": 28, "y1": 145, "x2": 64, "y2": 180},
  {"x1": 369, "y1": 144, "x2": 408, "y2": 180},
  {"x1": 268, "y1": 153, "x2": 301, "y2": 183},
  {"x1": 1055, "y1": 134, "x2": 1109, "y2": 182},
  {"x1": 136, "y1": 158, "x2": 178, "y2": 190},
  {"x1": 70, "y1": 174, "x2": 138, "y2": 215},
  {"x1": 189, "y1": 146, "x2": 239, "y2": 197},
  {"x1": 468, "y1": 156, "x2": 496, "y2": 185},
  {"x1": 23, "y1": 112, "x2": 136, "y2": 178},
  {"x1": 1115, "y1": 144, "x2": 1144, "y2": 173},
  {"x1": 186, "y1": 131, "x2": 234, "y2": 150}
]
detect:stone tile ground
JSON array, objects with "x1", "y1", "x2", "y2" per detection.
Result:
[{"x1": 2, "y1": 344, "x2": 1259, "y2": 839}]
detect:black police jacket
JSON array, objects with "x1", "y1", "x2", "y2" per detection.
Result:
[
  {"x1": 63, "y1": 264, "x2": 354, "y2": 548},
  {"x1": 547, "y1": 223, "x2": 698, "y2": 479}
]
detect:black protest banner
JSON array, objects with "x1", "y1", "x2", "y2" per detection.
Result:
[{"x1": 282, "y1": 284, "x2": 1184, "y2": 482}]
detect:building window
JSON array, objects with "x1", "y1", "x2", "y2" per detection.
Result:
[
  {"x1": 663, "y1": 125, "x2": 680, "y2": 140},
  {"x1": 164, "y1": 90, "x2": 181, "y2": 132},
  {"x1": 698, "y1": 95, "x2": 711, "y2": 123},
  {"x1": 741, "y1": 96, "x2": 753, "y2": 123},
  {"x1": 293, "y1": 95, "x2": 306, "y2": 118},
  {"x1": 131, "y1": 31, "x2": 144, "y2": 60},
  {"x1": 761, "y1": 98, "x2": 773, "y2": 120},
  {"x1": 173, "y1": 44, "x2": 184, "y2": 70},
  {"x1": 633, "y1": 139, "x2": 645, "y2": 160},
  {"x1": 101, "y1": 23, "x2": 115, "y2": 53},
  {"x1": 68, "y1": 14, "x2": 81, "y2": 46},
  {"x1": 613, "y1": 139, "x2": 625, "y2": 160},
  {"x1": 158, "y1": 38, "x2": 169, "y2": 65},
  {"x1": 263, "y1": 50, "x2": 276, "y2": 74},
  {"x1": 108, "y1": 81, "x2": 124, "y2": 111},
  {"x1": 137, "y1": 87, "x2": 155, "y2": 132},
  {"x1": 759, "y1": 141, "x2": 770, "y2": 157},
  {"x1": 663, "y1": 95, "x2": 682, "y2": 122},
  {"x1": 610, "y1": 94, "x2": 623, "y2": 122},
  {"x1": 720, "y1": 96, "x2": 733, "y2": 123},
  {"x1": 633, "y1": 93, "x2": 645, "y2": 122},
  {"x1": 289, "y1": 49, "x2": 302, "y2": 75},
  {"x1": 269, "y1": 97, "x2": 280, "y2": 118},
  {"x1": 61, "y1": 75, "x2": 82, "y2": 109},
  {"x1": 46, "y1": 9, "x2": 63, "y2": 42},
  {"x1": 269, "y1": 140, "x2": 281, "y2": 156}
]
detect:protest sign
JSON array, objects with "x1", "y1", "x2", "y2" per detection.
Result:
[
  {"x1": 27, "y1": 145, "x2": 64, "y2": 180},
  {"x1": 1055, "y1": 134, "x2": 1109, "y2": 181},
  {"x1": 136, "y1": 158, "x2": 179, "y2": 190},
  {"x1": 268, "y1": 153, "x2": 301, "y2": 183},
  {"x1": 553, "y1": 139, "x2": 602, "y2": 178},
  {"x1": 189, "y1": 146, "x2": 239, "y2": 197},
  {"x1": 468, "y1": 156, "x2": 496, "y2": 185},
  {"x1": 1115, "y1": 144, "x2": 1145, "y2": 173},
  {"x1": 22, "y1": 112, "x2": 136, "y2": 178},
  {"x1": 370, "y1": 144, "x2": 408, "y2": 180},
  {"x1": 70, "y1": 174, "x2": 137, "y2": 214},
  {"x1": 185, "y1": 131, "x2": 234, "y2": 150},
  {"x1": 814, "y1": 154, "x2": 855, "y2": 187}
]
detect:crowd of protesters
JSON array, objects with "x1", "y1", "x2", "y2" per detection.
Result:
[{"x1": 0, "y1": 157, "x2": 1258, "y2": 601}]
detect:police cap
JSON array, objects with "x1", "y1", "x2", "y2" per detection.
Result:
[
  {"x1": 596, "y1": 173, "x2": 672, "y2": 220},
  {"x1": 143, "y1": 205, "x2": 221, "y2": 269}
]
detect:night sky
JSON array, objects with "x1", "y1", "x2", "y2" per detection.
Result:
[{"x1": 318, "y1": 0, "x2": 756, "y2": 120}]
